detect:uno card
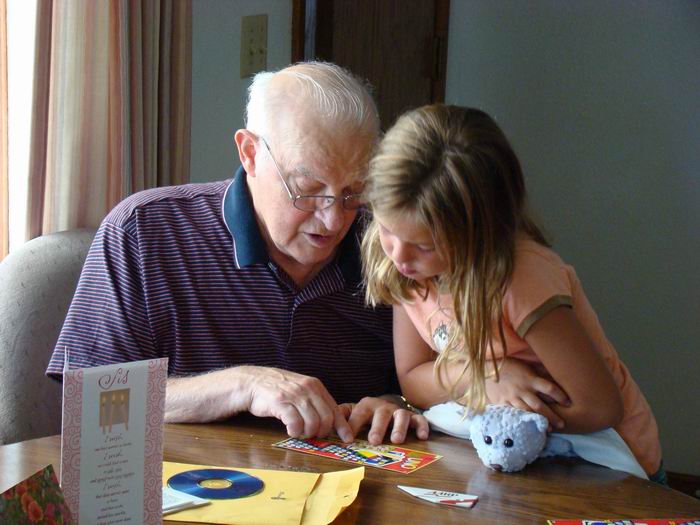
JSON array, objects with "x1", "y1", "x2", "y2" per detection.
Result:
[
  {"x1": 273, "y1": 437, "x2": 442, "y2": 473},
  {"x1": 547, "y1": 518, "x2": 700, "y2": 525},
  {"x1": 397, "y1": 485, "x2": 478, "y2": 508}
]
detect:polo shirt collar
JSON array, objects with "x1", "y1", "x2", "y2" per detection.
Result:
[
  {"x1": 223, "y1": 166, "x2": 269, "y2": 268},
  {"x1": 336, "y1": 215, "x2": 363, "y2": 285},
  {"x1": 222, "y1": 165, "x2": 363, "y2": 283}
]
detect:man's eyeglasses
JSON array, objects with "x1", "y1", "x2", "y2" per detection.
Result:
[{"x1": 259, "y1": 137, "x2": 364, "y2": 212}]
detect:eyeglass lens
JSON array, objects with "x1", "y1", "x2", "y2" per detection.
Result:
[{"x1": 294, "y1": 194, "x2": 363, "y2": 211}]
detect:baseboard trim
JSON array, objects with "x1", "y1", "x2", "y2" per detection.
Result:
[{"x1": 668, "y1": 470, "x2": 700, "y2": 499}]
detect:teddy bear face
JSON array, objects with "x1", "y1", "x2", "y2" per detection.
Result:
[{"x1": 469, "y1": 405, "x2": 548, "y2": 472}]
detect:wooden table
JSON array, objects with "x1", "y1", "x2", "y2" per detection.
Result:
[{"x1": 2, "y1": 414, "x2": 699, "y2": 524}]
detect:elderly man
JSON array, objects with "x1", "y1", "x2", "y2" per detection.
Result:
[{"x1": 47, "y1": 62, "x2": 428, "y2": 445}]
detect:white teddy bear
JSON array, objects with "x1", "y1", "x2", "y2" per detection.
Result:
[
  {"x1": 469, "y1": 405, "x2": 558, "y2": 472},
  {"x1": 424, "y1": 402, "x2": 647, "y2": 477}
]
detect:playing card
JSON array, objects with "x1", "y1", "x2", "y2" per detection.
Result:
[
  {"x1": 273, "y1": 437, "x2": 442, "y2": 474},
  {"x1": 397, "y1": 485, "x2": 478, "y2": 508}
]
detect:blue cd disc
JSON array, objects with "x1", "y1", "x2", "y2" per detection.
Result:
[{"x1": 168, "y1": 468, "x2": 264, "y2": 500}]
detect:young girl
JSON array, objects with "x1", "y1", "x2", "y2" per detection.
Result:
[{"x1": 361, "y1": 105, "x2": 664, "y2": 481}]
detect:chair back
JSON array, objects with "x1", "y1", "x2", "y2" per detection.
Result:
[{"x1": 0, "y1": 228, "x2": 96, "y2": 444}]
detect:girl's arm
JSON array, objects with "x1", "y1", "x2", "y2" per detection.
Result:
[
  {"x1": 524, "y1": 305, "x2": 624, "y2": 433},
  {"x1": 396, "y1": 305, "x2": 571, "y2": 421},
  {"x1": 484, "y1": 357, "x2": 570, "y2": 430},
  {"x1": 393, "y1": 305, "x2": 448, "y2": 408}
]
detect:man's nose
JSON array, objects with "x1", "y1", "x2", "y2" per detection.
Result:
[{"x1": 317, "y1": 201, "x2": 346, "y2": 232}]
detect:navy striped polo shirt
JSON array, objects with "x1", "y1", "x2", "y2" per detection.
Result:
[{"x1": 47, "y1": 167, "x2": 399, "y2": 402}]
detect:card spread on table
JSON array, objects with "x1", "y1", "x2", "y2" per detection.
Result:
[
  {"x1": 547, "y1": 518, "x2": 700, "y2": 525},
  {"x1": 273, "y1": 437, "x2": 442, "y2": 473},
  {"x1": 61, "y1": 356, "x2": 168, "y2": 525},
  {"x1": 0, "y1": 465, "x2": 75, "y2": 524}
]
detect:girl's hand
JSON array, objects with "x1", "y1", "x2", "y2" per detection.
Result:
[
  {"x1": 339, "y1": 396, "x2": 430, "y2": 445},
  {"x1": 485, "y1": 357, "x2": 570, "y2": 430}
]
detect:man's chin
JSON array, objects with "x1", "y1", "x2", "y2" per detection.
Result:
[
  {"x1": 293, "y1": 243, "x2": 340, "y2": 268},
  {"x1": 299, "y1": 249, "x2": 336, "y2": 267}
]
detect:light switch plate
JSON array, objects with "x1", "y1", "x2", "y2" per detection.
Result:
[{"x1": 240, "y1": 14, "x2": 268, "y2": 78}]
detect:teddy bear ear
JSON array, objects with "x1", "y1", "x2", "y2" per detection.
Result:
[
  {"x1": 521, "y1": 411, "x2": 548, "y2": 434},
  {"x1": 469, "y1": 411, "x2": 485, "y2": 432}
]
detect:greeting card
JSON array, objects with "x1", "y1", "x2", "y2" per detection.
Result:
[
  {"x1": 0, "y1": 465, "x2": 75, "y2": 524},
  {"x1": 61, "y1": 357, "x2": 168, "y2": 524}
]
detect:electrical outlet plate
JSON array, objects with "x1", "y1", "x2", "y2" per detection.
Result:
[{"x1": 240, "y1": 14, "x2": 268, "y2": 78}]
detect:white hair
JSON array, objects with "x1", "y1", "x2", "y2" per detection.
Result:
[{"x1": 245, "y1": 61, "x2": 379, "y2": 141}]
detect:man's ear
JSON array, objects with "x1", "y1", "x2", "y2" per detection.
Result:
[{"x1": 234, "y1": 129, "x2": 259, "y2": 176}]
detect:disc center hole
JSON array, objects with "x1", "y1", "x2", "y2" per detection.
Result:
[{"x1": 199, "y1": 478, "x2": 233, "y2": 489}]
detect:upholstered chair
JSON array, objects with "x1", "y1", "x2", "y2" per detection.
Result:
[{"x1": 0, "y1": 228, "x2": 96, "y2": 444}]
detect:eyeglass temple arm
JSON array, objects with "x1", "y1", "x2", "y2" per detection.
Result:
[{"x1": 260, "y1": 137, "x2": 295, "y2": 200}]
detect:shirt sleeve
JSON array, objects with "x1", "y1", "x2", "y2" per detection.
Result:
[
  {"x1": 46, "y1": 220, "x2": 159, "y2": 379},
  {"x1": 503, "y1": 247, "x2": 574, "y2": 338}
]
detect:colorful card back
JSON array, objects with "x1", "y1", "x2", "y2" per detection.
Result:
[
  {"x1": 273, "y1": 437, "x2": 442, "y2": 474},
  {"x1": 547, "y1": 518, "x2": 700, "y2": 525}
]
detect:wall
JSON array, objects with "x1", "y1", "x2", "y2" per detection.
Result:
[
  {"x1": 189, "y1": 0, "x2": 699, "y2": 475},
  {"x1": 445, "y1": 0, "x2": 700, "y2": 474},
  {"x1": 190, "y1": 0, "x2": 292, "y2": 183}
]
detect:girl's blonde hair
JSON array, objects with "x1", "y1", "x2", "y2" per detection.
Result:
[{"x1": 362, "y1": 105, "x2": 548, "y2": 411}]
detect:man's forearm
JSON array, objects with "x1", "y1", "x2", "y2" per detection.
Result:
[{"x1": 165, "y1": 366, "x2": 254, "y2": 423}]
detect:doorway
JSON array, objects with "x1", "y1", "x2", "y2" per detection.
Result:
[{"x1": 292, "y1": 0, "x2": 450, "y2": 129}]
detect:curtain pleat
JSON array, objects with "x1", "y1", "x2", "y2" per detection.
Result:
[
  {"x1": 165, "y1": 0, "x2": 192, "y2": 188},
  {"x1": 25, "y1": 0, "x2": 191, "y2": 240},
  {"x1": 26, "y1": 0, "x2": 53, "y2": 241},
  {"x1": 0, "y1": 0, "x2": 8, "y2": 260}
]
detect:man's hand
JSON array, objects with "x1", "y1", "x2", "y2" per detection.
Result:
[
  {"x1": 339, "y1": 396, "x2": 429, "y2": 445},
  {"x1": 485, "y1": 358, "x2": 570, "y2": 430},
  {"x1": 245, "y1": 367, "x2": 354, "y2": 442},
  {"x1": 166, "y1": 366, "x2": 353, "y2": 442}
]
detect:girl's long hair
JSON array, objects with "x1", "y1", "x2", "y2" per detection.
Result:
[{"x1": 361, "y1": 105, "x2": 548, "y2": 411}]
